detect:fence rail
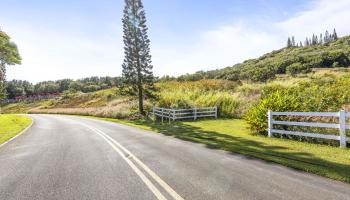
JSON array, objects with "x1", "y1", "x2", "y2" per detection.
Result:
[
  {"x1": 268, "y1": 110, "x2": 350, "y2": 148},
  {"x1": 153, "y1": 107, "x2": 217, "y2": 122}
]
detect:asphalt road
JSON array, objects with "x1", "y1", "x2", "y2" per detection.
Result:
[{"x1": 0, "y1": 115, "x2": 349, "y2": 200}]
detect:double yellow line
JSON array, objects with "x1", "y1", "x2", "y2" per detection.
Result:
[{"x1": 84, "y1": 125, "x2": 185, "y2": 200}]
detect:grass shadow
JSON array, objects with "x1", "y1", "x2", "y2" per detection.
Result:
[{"x1": 132, "y1": 119, "x2": 350, "y2": 183}]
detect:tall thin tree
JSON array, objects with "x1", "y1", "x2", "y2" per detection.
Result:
[
  {"x1": 319, "y1": 33, "x2": 323, "y2": 44},
  {"x1": 324, "y1": 30, "x2": 330, "y2": 43},
  {"x1": 121, "y1": 0, "x2": 154, "y2": 115},
  {"x1": 291, "y1": 36, "x2": 295, "y2": 47},
  {"x1": 287, "y1": 37, "x2": 292, "y2": 48},
  {"x1": 332, "y1": 28, "x2": 338, "y2": 40}
]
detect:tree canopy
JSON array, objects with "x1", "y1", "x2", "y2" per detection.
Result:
[
  {"x1": 4, "y1": 76, "x2": 122, "y2": 99},
  {"x1": 0, "y1": 30, "x2": 21, "y2": 99}
]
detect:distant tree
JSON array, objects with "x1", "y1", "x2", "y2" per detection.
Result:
[
  {"x1": 311, "y1": 34, "x2": 316, "y2": 45},
  {"x1": 324, "y1": 30, "x2": 330, "y2": 43},
  {"x1": 291, "y1": 36, "x2": 296, "y2": 47},
  {"x1": 56, "y1": 79, "x2": 73, "y2": 92},
  {"x1": 0, "y1": 29, "x2": 21, "y2": 100},
  {"x1": 121, "y1": 0, "x2": 154, "y2": 115},
  {"x1": 319, "y1": 33, "x2": 323, "y2": 44},
  {"x1": 5, "y1": 80, "x2": 34, "y2": 98},
  {"x1": 287, "y1": 37, "x2": 292, "y2": 48},
  {"x1": 304, "y1": 37, "x2": 309, "y2": 46},
  {"x1": 332, "y1": 28, "x2": 338, "y2": 40},
  {"x1": 299, "y1": 41, "x2": 303, "y2": 47}
]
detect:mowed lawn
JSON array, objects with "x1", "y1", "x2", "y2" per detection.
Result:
[
  {"x1": 91, "y1": 117, "x2": 350, "y2": 183},
  {"x1": 0, "y1": 115, "x2": 32, "y2": 145}
]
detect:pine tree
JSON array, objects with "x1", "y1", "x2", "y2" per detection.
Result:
[
  {"x1": 299, "y1": 41, "x2": 303, "y2": 47},
  {"x1": 319, "y1": 33, "x2": 323, "y2": 44},
  {"x1": 315, "y1": 35, "x2": 318, "y2": 44},
  {"x1": 311, "y1": 34, "x2": 317, "y2": 45},
  {"x1": 291, "y1": 36, "x2": 295, "y2": 47},
  {"x1": 333, "y1": 28, "x2": 338, "y2": 40},
  {"x1": 304, "y1": 37, "x2": 309, "y2": 46},
  {"x1": 287, "y1": 37, "x2": 292, "y2": 48},
  {"x1": 324, "y1": 30, "x2": 330, "y2": 43},
  {"x1": 121, "y1": 0, "x2": 154, "y2": 115}
]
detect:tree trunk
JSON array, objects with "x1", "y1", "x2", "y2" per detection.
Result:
[
  {"x1": 136, "y1": 57, "x2": 145, "y2": 115},
  {"x1": 138, "y1": 81, "x2": 145, "y2": 115}
]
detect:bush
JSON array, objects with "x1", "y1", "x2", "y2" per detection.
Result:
[
  {"x1": 246, "y1": 75, "x2": 350, "y2": 135},
  {"x1": 245, "y1": 90, "x2": 300, "y2": 134}
]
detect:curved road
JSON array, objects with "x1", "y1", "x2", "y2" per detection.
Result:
[{"x1": 0, "y1": 115, "x2": 349, "y2": 200}]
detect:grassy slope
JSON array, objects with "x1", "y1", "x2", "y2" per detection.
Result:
[
  {"x1": 0, "y1": 115, "x2": 32, "y2": 145},
  {"x1": 189, "y1": 35, "x2": 350, "y2": 81},
  {"x1": 88, "y1": 116, "x2": 350, "y2": 183},
  {"x1": 1, "y1": 88, "x2": 140, "y2": 119}
]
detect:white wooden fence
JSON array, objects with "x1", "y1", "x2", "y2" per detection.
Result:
[
  {"x1": 153, "y1": 107, "x2": 217, "y2": 122},
  {"x1": 268, "y1": 110, "x2": 350, "y2": 147}
]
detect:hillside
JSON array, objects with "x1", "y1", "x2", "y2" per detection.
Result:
[
  {"x1": 3, "y1": 68, "x2": 350, "y2": 120},
  {"x1": 177, "y1": 35, "x2": 350, "y2": 82}
]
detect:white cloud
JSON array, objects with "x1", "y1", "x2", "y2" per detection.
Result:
[
  {"x1": 277, "y1": 0, "x2": 350, "y2": 39},
  {"x1": 152, "y1": 23, "x2": 281, "y2": 76},
  {"x1": 6, "y1": 21, "x2": 124, "y2": 83},
  {"x1": 5, "y1": 0, "x2": 350, "y2": 82},
  {"x1": 153, "y1": 0, "x2": 350, "y2": 76}
]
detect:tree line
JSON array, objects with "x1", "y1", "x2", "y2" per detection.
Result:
[
  {"x1": 287, "y1": 29, "x2": 338, "y2": 48},
  {"x1": 5, "y1": 76, "x2": 122, "y2": 99}
]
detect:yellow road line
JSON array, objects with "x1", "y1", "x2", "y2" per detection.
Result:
[
  {"x1": 85, "y1": 124, "x2": 185, "y2": 200},
  {"x1": 86, "y1": 125, "x2": 167, "y2": 200}
]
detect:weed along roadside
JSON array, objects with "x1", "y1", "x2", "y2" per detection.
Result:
[{"x1": 85, "y1": 115, "x2": 350, "y2": 183}]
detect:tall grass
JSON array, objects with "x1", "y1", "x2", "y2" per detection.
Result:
[{"x1": 155, "y1": 80, "x2": 255, "y2": 118}]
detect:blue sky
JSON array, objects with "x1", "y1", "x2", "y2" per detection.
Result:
[{"x1": 1, "y1": 0, "x2": 350, "y2": 82}]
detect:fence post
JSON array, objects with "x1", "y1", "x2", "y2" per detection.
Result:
[
  {"x1": 194, "y1": 107, "x2": 197, "y2": 120},
  {"x1": 168, "y1": 109, "x2": 171, "y2": 124},
  {"x1": 173, "y1": 110, "x2": 176, "y2": 121},
  {"x1": 339, "y1": 110, "x2": 347, "y2": 148},
  {"x1": 161, "y1": 108, "x2": 164, "y2": 124},
  {"x1": 268, "y1": 110, "x2": 273, "y2": 137},
  {"x1": 214, "y1": 107, "x2": 218, "y2": 118}
]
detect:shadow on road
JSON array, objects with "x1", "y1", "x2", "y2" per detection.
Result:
[{"x1": 132, "y1": 119, "x2": 350, "y2": 183}]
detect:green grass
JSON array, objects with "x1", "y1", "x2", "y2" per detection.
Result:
[
  {"x1": 88, "y1": 116, "x2": 350, "y2": 183},
  {"x1": 0, "y1": 114, "x2": 32, "y2": 145}
]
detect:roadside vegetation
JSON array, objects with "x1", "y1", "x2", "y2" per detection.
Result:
[{"x1": 0, "y1": 114, "x2": 32, "y2": 145}]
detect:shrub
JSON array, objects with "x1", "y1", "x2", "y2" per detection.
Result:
[{"x1": 246, "y1": 75, "x2": 350, "y2": 135}]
